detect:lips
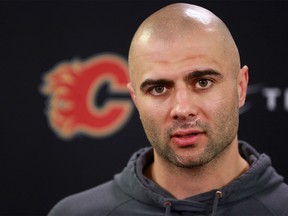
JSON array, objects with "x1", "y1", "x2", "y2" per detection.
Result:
[
  {"x1": 171, "y1": 129, "x2": 204, "y2": 147},
  {"x1": 172, "y1": 129, "x2": 203, "y2": 137}
]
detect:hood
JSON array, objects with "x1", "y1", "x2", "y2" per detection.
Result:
[{"x1": 114, "y1": 141, "x2": 284, "y2": 215}]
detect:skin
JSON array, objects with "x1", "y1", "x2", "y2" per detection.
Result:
[{"x1": 127, "y1": 3, "x2": 249, "y2": 199}]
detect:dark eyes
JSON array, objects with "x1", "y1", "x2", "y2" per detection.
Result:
[
  {"x1": 196, "y1": 79, "x2": 212, "y2": 88},
  {"x1": 148, "y1": 79, "x2": 214, "y2": 96},
  {"x1": 149, "y1": 86, "x2": 167, "y2": 96},
  {"x1": 154, "y1": 86, "x2": 165, "y2": 94}
]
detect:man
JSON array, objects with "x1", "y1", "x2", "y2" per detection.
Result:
[{"x1": 48, "y1": 3, "x2": 288, "y2": 216}]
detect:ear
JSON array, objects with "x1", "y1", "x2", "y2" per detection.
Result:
[
  {"x1": 127, "y1": 82, "x2": 138, "y2": 109},
  {"x1": 238, "y1": 65, "x2": 249, "y2": 108}
]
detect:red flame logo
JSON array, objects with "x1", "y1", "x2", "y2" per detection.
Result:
[{"x1": 40, "y1": 54, "x2": 133, "y2": 140}]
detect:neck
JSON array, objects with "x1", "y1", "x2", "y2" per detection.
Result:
[{"x1": 144, "y1": 140, "x2": 249, "y2": 199}]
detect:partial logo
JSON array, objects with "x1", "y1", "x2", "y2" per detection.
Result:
[
  {"x1": 241, "y1": 83, "x2": 288, "y2": 114},
  {"x1": 40, "y1": 54, "x2": 134, "y2": 140}
]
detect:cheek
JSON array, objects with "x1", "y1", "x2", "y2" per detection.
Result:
[
  {"x1": 200, "y1": 89, "x2": 238, "y2": 122},
  {"x1": 137, "y1": 100, "x2": 170, "y2": 141},
  {"x1": 137, "y1": 103, "x2": 165, "y2": 143},
  {"x1": 137, "y1": 96, "x2": 168, "y2": 117},
  {"x1": 201, "y1": 95, "x2": 226, "y2": 116},
  {"x1": 138, "y1": 102, "x2": 165, "y2": 123}
]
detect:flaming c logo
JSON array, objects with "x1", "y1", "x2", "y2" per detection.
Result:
[{"x1": 40, "y1": 54, "x2": 134, "y2": 140}]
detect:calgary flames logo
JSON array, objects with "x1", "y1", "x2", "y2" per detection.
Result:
[{"x1": 40, "y1": 54, "x2": 133, "y2": 140}]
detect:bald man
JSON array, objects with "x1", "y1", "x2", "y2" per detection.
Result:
[{"x1": 49, "y1": 3, "x2": 288, "y2": 216}]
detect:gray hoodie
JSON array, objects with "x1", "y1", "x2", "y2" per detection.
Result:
[{"x1": 48, "y1": 141, "x2": 288, "y2": 216}]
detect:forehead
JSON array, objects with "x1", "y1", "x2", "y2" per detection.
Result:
[{"x1": 130, "y1": 31, "x2": 228, "y2": 85}]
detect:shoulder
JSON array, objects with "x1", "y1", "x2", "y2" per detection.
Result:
[
  {"x1": 48, "y1": 180, "x2": 132, "y2": 216},
  {"x1": 255, "y1": 182, "x2": 288, "y2": 215}
]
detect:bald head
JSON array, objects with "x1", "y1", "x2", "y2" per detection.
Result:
[
  {"x1": 128, "y1": 3, "x2": 240, "y2": 84},
  {"x1": 131, "y1": 3, "x2": 221, "y2": 44}
]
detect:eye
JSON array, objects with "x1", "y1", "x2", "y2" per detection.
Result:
[
  {"x1": 195, "y1": 79, "x2": 213, "y2": 89},
  {"x1": 149, "y1": 85, "x2": 167, "y2": 96}
]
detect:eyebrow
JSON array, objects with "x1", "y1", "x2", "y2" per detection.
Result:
[
  {"x1": 184, "y1": 69, "x2": 223, "y2": 82},
  {"x1": 140, "y1": 79, "x2": 174, "y2": 91}
]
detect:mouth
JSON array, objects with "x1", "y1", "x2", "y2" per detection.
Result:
[
  {"x1": 172, "y1": 130, "x2": 203, "y2": 138},
  {"x1": 171, "y1": 129, "x2": 204, "y2": 147}
]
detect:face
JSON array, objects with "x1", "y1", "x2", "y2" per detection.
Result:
[{"x1": 128, "y1": 29, "x2": 248, "y2": 168}]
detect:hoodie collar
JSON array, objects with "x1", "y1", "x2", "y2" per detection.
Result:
[{"x1": 114, "y1": 141, "x2": 284, "y2": 215}]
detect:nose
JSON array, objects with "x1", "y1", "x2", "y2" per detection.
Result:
[{"x1": 170, "y1": 88, "x2": 198, "y2": 120}]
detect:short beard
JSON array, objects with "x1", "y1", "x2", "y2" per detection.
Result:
[
  {"x1": 151, "y1": 120, "x2": 236, "y2": 169},
  {"x1": 142, "y1": 100, "x2": 239, "y2": 169},
  {"x1": 155, "y1": 134, "x2": 234, "y2": 169}
]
